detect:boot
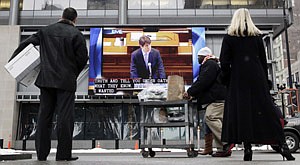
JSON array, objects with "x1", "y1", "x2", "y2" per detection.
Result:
[
  {"x1": 199, "y1": 133, "x2": 213, "y2": 155},
  {"x1": 279, "y1": 143, "x2": 295, "y2": 161},
  {"x1": 211, "y1": 143, "x2": 234, "y2": 157}
]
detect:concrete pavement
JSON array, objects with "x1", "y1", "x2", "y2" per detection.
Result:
[{"x1": 1, "y1": 148, "x2": 300, "y2": 165}]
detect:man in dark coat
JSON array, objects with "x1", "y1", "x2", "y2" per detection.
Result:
[
  {"x1": 10, "y1": 7, "x2": 88, "y2": 161},
  {"x1": 183, "y1": 47, "x2": 231, "y2": 157},
  {"x1": 130, "y1": 35, "x2": 166, "y2": 79}
]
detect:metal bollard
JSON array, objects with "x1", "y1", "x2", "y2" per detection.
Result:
[
  {"x1": 115, "y1": 138, "x2": 119, "y2": 149},
  {"x1": 0, "y1": 139, "x2": 3, "y2": 149},
  {"x1": 92, "y1": 138, "x2": 96, "y2": 148},
  {"x1": 138, "y1": 138, "x2": 141, "y2": 148},
  {"x1": 22, "y1": 139, "x2": 26, "y2": 150}
]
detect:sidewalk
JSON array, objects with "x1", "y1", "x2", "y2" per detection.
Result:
[
  {"x1": 1, "y1": 147, "x2": 300, "y2": 165},
  {"x1": 0, "y1": 145, "x2": 283, "y2": 161}
]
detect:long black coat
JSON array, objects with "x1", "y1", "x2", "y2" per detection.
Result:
[
  {"x1": 219, "y1": 34, "x2": 284, "y2": 144},
  {"x1": 10, "y1": 20, "x2": 88, "y2": 92}
]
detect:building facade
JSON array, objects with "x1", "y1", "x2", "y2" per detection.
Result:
[
  {"x1": 275, "y1": 0, "x2": 300, "y2": 86},
  {"x1": 0, "y1": 0, "x2": 294, "y2": 149}
]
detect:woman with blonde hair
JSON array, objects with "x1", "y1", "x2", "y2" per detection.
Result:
[{"x1": 219, "y1": 8, "x2": 295, "y2": 161}]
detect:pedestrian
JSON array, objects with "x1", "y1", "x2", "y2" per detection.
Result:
[
  {"x1": 10, "y1": 7, "x2": 88, "y2": 161},
  {"x1": 219, "y1": 8, "x2": 295, "y2": 161},
  {"x1": 183, "y1": 47, "x2": 232, "y2": 157}
]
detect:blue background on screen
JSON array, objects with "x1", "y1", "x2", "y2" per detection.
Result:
[
  {"x1": 89, "y1": 28, "x2": 103, "y2": 84},
  {"x1": 192, "y1": 27, "x2": 206, "y2": 82}
]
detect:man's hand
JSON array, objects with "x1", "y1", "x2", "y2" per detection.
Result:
[{"x1": 183, "y1": 92, "x2": 192, "y2": 100}]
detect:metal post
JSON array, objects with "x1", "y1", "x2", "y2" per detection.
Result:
[
  {"x1": 197, "y1": 126, "x2": 200, "y2": 150},
  {"x1": 115, "y1": 138, "x2": 119, "y2": 149},
  {"x1": 92, "y1": 138, "x2": 96, "y2": 148},
  {"x1": 138, "y1": 138, "x2": 141, "y2": 149},
  {"x1": 0, "y1": 139, "x2": 3, "y2": 149},
  {"x1": 119, "y1": 0, "x2": 127, "y2": 24},
  {"x1": 22, "y1": 139, "x2": 26, "y2": 150},
  {"x1": 9, "y1": 0, "x2": 19, "y2": 25},
  {"x1": 283, "y1": 0, "x2": 293, "y2": 88},
  {"x1": 278, "y1": 84, "x2": 286, "y2": 118},
  {"x1": 281, "y1": 92, "x2": 286, "y2": 118}
]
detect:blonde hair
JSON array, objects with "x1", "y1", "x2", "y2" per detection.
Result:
[{"x1": 227, "y1": 8, "x2": 262, "y2": 37}]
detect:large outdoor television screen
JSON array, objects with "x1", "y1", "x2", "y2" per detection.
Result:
[{"x1": 88, "y1": 26, "x2": 205, "y2": 95}]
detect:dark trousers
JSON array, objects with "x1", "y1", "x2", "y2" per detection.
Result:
[{"x1": 35, "y1": 87, "x2": 75, "y2": 160}]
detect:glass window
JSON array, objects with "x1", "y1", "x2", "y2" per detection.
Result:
[
  {"x1": 142, "y1": 0, "x2": 158, "y2": 9},
  {"x1": 160, "y1": 0, "x2": 176, "y2": 9},
  {"x1": 296, "y1": 72, "x2": 299, "y2": 83},
  {"x1": 231, "y1": 0, "x2": 248, "y2": 5},
  {"x1": 106, "y1": 0, "x2": 118, "y2": 9},
  {"x1": 87, "y1": 0, "x2": 118, "y2": 10},
  {"x1": 213, "y1": 0, "x2": 230, "y2": 9},
  {"x1": 128, "y1": 0, "x2": 140, "y2": 9},
  {"x1": 199, "y1": 0, "x2": 212, "y2": 9},
  {"x1": 184, "y1": 0, "x2": 201, "y2": 9},
  {"x1": 22, "y1": 0, "x2": 34, "y2": 10},
  {"x1": 70, "y1": 0, "x2": 87, "y2": 10},
  {"x1": 230, "y1": 0, "x2": 249, "y2": 8},
  {"x1": 34, "y1": 0, "x2": 52, "y2": 10},
  {"x1": 52, "y1": 0, "x2": 68, "y2": 10},
  {"x1": 88, "y1": 0, "x2": 105, "y2": 10},
  {"x1": 0, "y1": 0, "x2": 10, "y2": 10}
]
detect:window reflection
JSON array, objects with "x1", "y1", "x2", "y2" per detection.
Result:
[
  {"x1": 0, "y1": 0, "x2": 10, "y2": 10},
  {"x1": 87, "y1": 0, "x2": 118, "y2": 10},
  {"x1": 128, "y1": 0, "x2": 140, "y2": 9},
  {"x1": 2, "y1": 0, "x2": 283, "y2": 13},
  {"x1": 142, "y1": 0, "x2": 158, "y2": 9},
  {"x1": 52, "y1": 0, "x2": 68, "y2": 10},
  {"x1": 33, "y1": 0, "x2": 52, "y2": 10},
  {"x1": 70, "y1": 0, "x2": 87, "y2": 10},
  {"x1": 22, "y1": 0, "x2": 34, "y2": 10},
  {"x1": 160, "y1": 0, "x2": 177, "y2": 9},
  {"x1": 184, "y1": 0, "x2": 201, "y2": 9},
  {"x1": 182, "y1": 0, "x2": 280, "y2": 9}
]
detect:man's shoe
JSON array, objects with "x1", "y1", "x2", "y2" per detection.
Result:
[
  {"x1": 211, "y1": 150, "x2": 232, "y2": 157},
  {"x1": 56, "y1": 156, "x2": 79, "y2": 161},
  {"x1": 224, "y1": 143, "x2": 235, "y2": 151}
]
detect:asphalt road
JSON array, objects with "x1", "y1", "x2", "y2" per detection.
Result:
[{"x1": 1, "y1": 150, "x2": 300, "y2": 165}]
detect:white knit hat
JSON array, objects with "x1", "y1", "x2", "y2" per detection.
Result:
[{"x1": 198, "y1": 47, "x2": 212, "y2": 56}]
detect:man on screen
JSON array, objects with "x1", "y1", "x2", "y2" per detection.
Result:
[{"x1": 130, "y1": 35, "x2": 166, "y2": 79}]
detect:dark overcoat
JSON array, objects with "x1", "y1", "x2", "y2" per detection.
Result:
[
  {"x1": 219, "y1": 34, "x2": 284, "y2": 144},
  {"x1": 187, "y1": 59, "x2": 226, "y2": 109}
]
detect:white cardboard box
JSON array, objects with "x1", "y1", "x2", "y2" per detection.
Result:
[{"x1": 4, "y1": 44, "x2": 40, "y2": 87}]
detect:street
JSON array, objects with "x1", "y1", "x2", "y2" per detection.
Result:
[{"x1": 1, "y1": 149, "x2": 300, "y2": 165}]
